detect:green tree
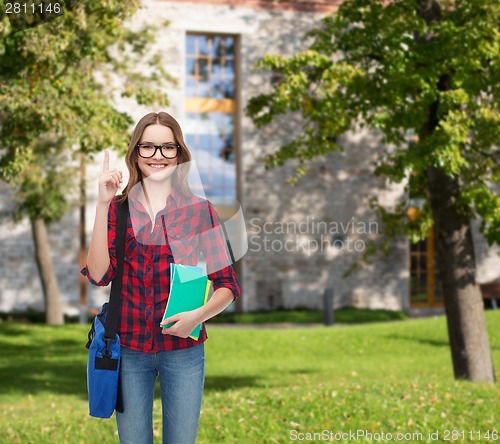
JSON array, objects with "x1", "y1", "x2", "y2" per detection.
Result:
[
  {"x1": 247, "y1": 0, "x2": 499, "y2": 382},
  {"x1": 0, "y1": 0, "x2": 174, "y2": 324}
]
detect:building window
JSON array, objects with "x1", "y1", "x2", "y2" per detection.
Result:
[
  {"x1": 407, "y1": 170, "x2": 443, "y2": 307},
  {"x1": 184, "y1": 34, "x2": 238, "y2": 206},
  {"x1": 407, "y1": 188, "x2": 444, "y2": 307},
  {"x1": 184, "y1": 33, "x2": 241, "y2": 312},
  {"x1": 185, "y1": 35, "x2": 235, "y2": 100},
  {"x1": 408, "y1": 225, "x2": 443, "y2": 307}
]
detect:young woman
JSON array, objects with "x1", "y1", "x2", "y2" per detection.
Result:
[{"x1": 82, "y1": 112, "x2": 241, "y2": 444}]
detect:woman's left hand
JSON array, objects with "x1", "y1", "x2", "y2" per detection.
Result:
[{"x1": 160, "y1": 310, "x2": 203, "y2": 338}]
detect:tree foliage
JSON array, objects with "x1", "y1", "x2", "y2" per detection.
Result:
[
  {"x1": 0, "y1": 0, "x2": 175, "y2": 324},
  {"x1": 247, "y1": 0, "x2": 500, "y2": 256},
  {"x1": 0, "y1": 0, "x2": 175, "y2": 221}
]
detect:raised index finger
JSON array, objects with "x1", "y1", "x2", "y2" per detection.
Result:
[{"x1": 103, "y1": 149, "x2": 109, "y2": 173}]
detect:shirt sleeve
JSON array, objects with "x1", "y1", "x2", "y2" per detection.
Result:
[
  {"x1": 201, "y1": 201, "x2": 241, "y2": 302},
  {"x1": 80, "y1": 198, "x2": 118, "y2": 287}
]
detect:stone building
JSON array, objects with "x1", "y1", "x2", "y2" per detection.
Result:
[{"x1": 1, "y1": 0, "x2": 499, "y2": 317}]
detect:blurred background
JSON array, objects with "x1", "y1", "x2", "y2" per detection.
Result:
[{"x1": 1, "y1": 0, "x2": 498, "y2": 324}]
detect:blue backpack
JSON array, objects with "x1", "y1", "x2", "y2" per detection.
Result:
[{"x1": 85, "y1": 199, "x2": 128, "y2": 418}]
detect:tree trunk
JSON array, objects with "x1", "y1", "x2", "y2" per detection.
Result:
[
  {"x1": 426, "y1": 167, "x2": 495, "y2": 381},
  {"x1": 31, "y1": 218, "x2": 64, "y2": 325},
  {"x1": 417, "y1": 0, "x2": 495, "y2": 382}
]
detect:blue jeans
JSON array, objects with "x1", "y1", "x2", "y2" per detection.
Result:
[{"x1": 116, "y1": 343, "x2": 205, "y2": 444}]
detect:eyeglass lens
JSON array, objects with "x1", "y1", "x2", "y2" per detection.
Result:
[{"x1": 138, "y1": 144, "x2": 178, "y2": 159}]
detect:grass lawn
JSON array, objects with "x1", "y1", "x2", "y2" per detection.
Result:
[{"x1": 0, "y1": 311, "x2": 498, "y2": 443}]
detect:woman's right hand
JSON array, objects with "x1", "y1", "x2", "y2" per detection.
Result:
[{"x1": 98, "y1": 150, "x2": 123, "y2": 205}]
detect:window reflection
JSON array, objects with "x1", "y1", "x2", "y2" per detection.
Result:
[
  {"x1": 186, "y1": 35, "x2": 235, "y2": 99},
  {"x1": 184, "y1": 112, "x2": 236, "y2": 199}
]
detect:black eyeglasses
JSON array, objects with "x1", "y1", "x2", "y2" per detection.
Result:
[{"x1": 136, "y1": 143, "x2": 180, "y2": 159}]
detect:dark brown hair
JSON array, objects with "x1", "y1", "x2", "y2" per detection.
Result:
[{"x1": 118, "y1": 112, "x2": 193, "y2": 203}]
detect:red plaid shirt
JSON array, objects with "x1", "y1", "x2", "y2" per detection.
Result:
[{"x1": 81, "y1": 187, "x2": 241, "y2": 353}]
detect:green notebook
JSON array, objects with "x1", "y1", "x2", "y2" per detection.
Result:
[{"x1": 161, "y1": 264, "x2": 210, "y2": 340}]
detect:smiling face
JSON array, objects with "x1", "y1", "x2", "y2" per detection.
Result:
[{"x1": 137, "y1": 124, "x2": 178, "y2": 181}]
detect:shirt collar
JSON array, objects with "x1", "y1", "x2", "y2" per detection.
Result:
[{"x1": 168, "y1": 185, "x2": 182, "y2": 207}]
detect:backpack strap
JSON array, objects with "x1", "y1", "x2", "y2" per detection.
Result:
[{"x1": 104, "y1": 198, "x2": 128, "y2": 343}]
